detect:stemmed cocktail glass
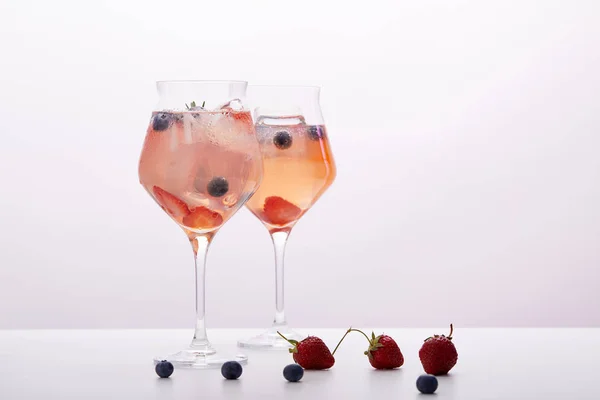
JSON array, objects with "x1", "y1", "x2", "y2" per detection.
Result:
[
  {"x1": 138, "y1": 80, "x2": 263, "y2": 367},
  {"x1": 238, "y1": 85, "x2": 336, "y2": 349}
]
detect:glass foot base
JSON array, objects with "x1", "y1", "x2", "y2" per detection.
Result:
[
  {"x1": 154, "y1": 348, "x2": 248, "y2": 369},
  {"x1": 237, "y1": 326, "x2": 306, "y2": 350}
]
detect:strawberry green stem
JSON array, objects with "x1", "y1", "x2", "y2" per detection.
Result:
[
  {"x1": 348, "y1": 328, "x2": 372, "y2": 343},
  {"x1": 331, "y1": 328, "x2": 352, "y2": 356},
  {"x1": 332, "y1": 327, "x2": 376, "y2": 356},
  {"x1": 277, "y1": 331, "x2": 293, "y2": 344},
  {"x1": 277, "y1": 331, "x2": 299, "y2": 353}
]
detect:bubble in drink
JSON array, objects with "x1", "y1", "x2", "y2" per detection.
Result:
[{"x1": 223, "y1": 193, "x2": 239, "y2": 207}]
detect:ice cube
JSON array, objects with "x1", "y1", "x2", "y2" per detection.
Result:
[
  {"x1": 254, "y1": 110, "x2": 306, "y2": 126},
  {"x1": 219, "y1": 98, "x2": 243, "y2": 111},
  {"x1": 169, "y1": 119, "x2": 180, "y2": 152},
  {"x1": 165, "y1": 142, "x2": 203, "y2": 195},
  {"x1": 182, "y1": 113, "x2": 195, "y2": 144}
]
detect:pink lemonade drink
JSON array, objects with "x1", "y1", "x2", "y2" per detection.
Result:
[
  {"x1": 246, "y1": 119, "x2": 336, "y2": 231},
  {"x1": 139, "y1": 109, "x2": 262, "y2": 235}
]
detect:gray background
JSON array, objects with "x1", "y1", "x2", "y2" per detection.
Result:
[{"x1": 1, "y1": 0, "x2": 599, "y2": 329}]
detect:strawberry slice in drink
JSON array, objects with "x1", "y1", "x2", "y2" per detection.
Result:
[
  {"x1": 262, "y1": 196, "x2": 302, "y2": 226},
  {"x1": 152, "y1": 186, "x2": 190, "y2": 219},
  {"x1": 231, "y1": 111, "x2": 253, "y2": 126},
  {"x1": 183, "y1": 206, "x2": 224, "y2": 230}
]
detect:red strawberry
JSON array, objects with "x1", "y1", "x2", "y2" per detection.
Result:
[
  {"x1": 365, "y1": 333, "x2": 404, "y2": 369},
  {"x1": 331, "y1": 328, "x2": 403, "y2": 370},
  {"x1": 152, "y1": 186, "x2": 190, "y2": 219},
  {"x1": 182, "y1": 206, "x2": 223, "y2": 229},
  {"x1": 359, "y1": 329, "x2": 404, "y2": 369},
  {"x1": 419, "y1": 324, "x2": 458, "y2": 375},
  {"x1": 262, "y1": 196, "x2": 302, "y2": 226},
  {"x1": 278, "y1": 332, "x2": 335, "y2": 370}
]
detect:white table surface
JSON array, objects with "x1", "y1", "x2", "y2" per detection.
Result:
[{"x1": 1, "y1": 328, "x2": 598, "y2": 399}]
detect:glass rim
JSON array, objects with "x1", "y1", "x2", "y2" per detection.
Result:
[
  {"x1": 156, "y1": 80, "x2": 248, "y2": 85},
  {"x1": 249, "y1": 84, "x2": 320, "y2": 89}
]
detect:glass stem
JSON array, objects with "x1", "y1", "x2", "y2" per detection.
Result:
[
  {"x1": 189, "y1": 234, "x2": 215, "y2": 353},
  {"x1": 271, "y1": 230, "x2": 290, "y2": 327}
]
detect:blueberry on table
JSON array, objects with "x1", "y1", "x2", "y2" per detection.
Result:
[
  {"x1": 155, "y1": 360, "x2": 174, "y2": 378},
  {"x1": 221, "y1": 361, "x2": 243, "y2": 380},
  {"x1": 207, "y1": 176, "x2": 229, "y2": 197},
  {"x1": 273, "y1": 131, "x2": 293, "y2": 149},
  {"x1": 416, "y1": 374, "x2": 438, "y2": 394},
  {"x1": 152, "y1": 113, "x2": 173, "y2": 131},
  {"x1": 283, "y1": 364, "x2": 304, "y2": 382}
]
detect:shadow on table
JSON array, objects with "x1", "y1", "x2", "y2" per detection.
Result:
[
  {"x1": 220, "y1": 377, "x2": 243, "y2": 396},
  {"x1": 153, "y1": 375, "x2": 174, "y2": 396}
]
